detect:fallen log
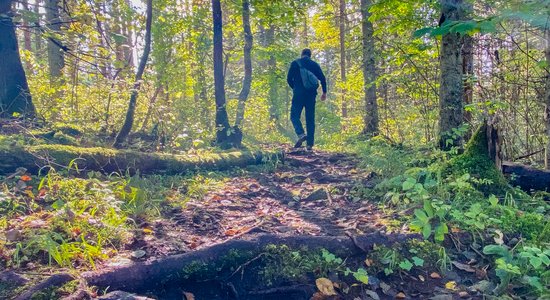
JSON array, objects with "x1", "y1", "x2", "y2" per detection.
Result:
[
  {"x1": 502, "y1": 162, "x2": 550, "y2": 192},
  {"x1": 0, "y1": 139, "x2": 282, "y2": 175}
]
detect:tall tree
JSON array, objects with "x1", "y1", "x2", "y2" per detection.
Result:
[
  {"x1": 438, "y1": 0, "x2": 464, "y2": 150},
  {"x1": 339, "y1": 0, "x2": 347, "y2": 118},
  {"x1": 0, "y1": 0, "x2": 35, "y2": 117},
  {"x1": 45, "y1": 0, "x2": 65, "y2": 79},
  {"x1": 234, "y1": 0, "x2": 253, "y2": 128},
  {"x1": 212, "y1": 0, "x2": 240, "y2": 147},
  {"x1": 361, "y1": 0, "x2": 378, "y2": 136},
  {"x1": 545, "y1": 27, "x2": 550, "y2": 169},
  {"x1": 113, "y1": 0, "x2": 153, "y2": 148}
]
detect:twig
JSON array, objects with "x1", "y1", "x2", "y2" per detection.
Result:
[{"x1": 226, "y1": 252, "x2": 267, "y2": 280}]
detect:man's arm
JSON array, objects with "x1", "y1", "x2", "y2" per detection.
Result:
[
  {"x1": 287, "y1": 61, "x2": 296, "y2": 89},
  {"x1": 313, "y1": 63, "x2": 327, "y2": 95}
]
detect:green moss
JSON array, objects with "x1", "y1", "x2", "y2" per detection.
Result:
[
  {"x1": 444, "y1": 125, "x2": 509, "y2": 195},
  {"x1": 180, "y1": 249, "x2": 255, "y2": 280}
]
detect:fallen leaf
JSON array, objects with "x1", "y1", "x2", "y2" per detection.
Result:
[
  {"x1": 418, "y1": 275, "x2": 425, "y2": 282},
  {"x1": 364, "y1": 289, "x2": 380, "y2": 300},
  {"x1": 142, "y1": 227, "x2": 154, "y2": 234},
  {"x1": 451, "y1": 261, "x2": 476, "y2": 273},
  {"x1": 458, "y1": 291, "x2": 469, "y2": 298},
  {"x1": 316, "y1": 278, "x2": 337, "y2": 296},
  {"x1": 396, "y1": 292, "x2": 406, "y2": 299},
  {"x1": 5, "y1": 229, "x2": 21, "y2": 241},
  {"x1": 430, "y1": 272, "x2": 442, "y2": 279},
  {"x1": 493, "y1": 229, "x2": 504, "y2": 245},
  {"x1": 365, "y1": 258, "x2": 373, "y2": 267},
  {"x1": 183, "y1": 292, "x2": 195, "y2": 300},
  {"x1": 445, "y1": 281, "x2": 457, "y2": 291},
  {"x1": 20, "y1": 175, "x2": 32, "y2": 182},
  {"x1": 224, "y1": 229, "x2": 238, "y2": 236}
]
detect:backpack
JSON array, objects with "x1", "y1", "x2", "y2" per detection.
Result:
[{"x1": 296, "y1": 60, "x2": 319, "y2": 91}]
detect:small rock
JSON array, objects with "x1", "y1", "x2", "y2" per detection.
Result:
[
  {"x1": 304, "y1": 189, "x2": 328, "y2": 201},
  {"x1": 364, "y1": 289, "x2": 380, "y2": 300},
  {"x1": 468, "y1": 280, "x2": 494, "y2": 293},
  {"x1": 458, "y1": 291, "x2": 469, "y2": 298},
  {"x1": 396, "y1": 292, "x2": 406, "y2": 299},
  {"x1": 5, "y1": 229, "x2": 21, "y2": 241},
  {"x1": 0, "y1": 271, "x2": 28, "y2": 285},
  {"x1": 430, "y1": 272, "x2": 442, "y2": 279},
  {"x1": 131, "y1": 250, "x2": 147, "y2": 259},
  {"x1": 98, "y1": 291, "x2": 155, "y2": 300}
]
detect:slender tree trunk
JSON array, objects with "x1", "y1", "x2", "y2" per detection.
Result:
[
  {"x1": 266, "y1": 25, "x2": 279, "y2": 122},
  {"x1": 22, "y1": 0, "x2": 32, "y2": 52},
  {"x1": 113, "y1": 0, "x2": 153, "y2": 148},
  {"x1": 360, "y1": 0, "x2": 378, "y2": 136},
  {"x1": 339, "y1": 0, "x2": 347, "y2": 119},
  {"x1": 234, "y1": 0, "x2": 252, "y2": 128},
  {"x1": 212, "y1": 0, "x2": 238, "y2": 147},
  {"x1": 45, "y1": 0, "x2": 65, "y2": 79},
  {"x1": 462, "y1": 34, "x2": 473, "y2": 128},
  {"x1": 438, "y1": 0, "x2": 464, "y2": 150},
  {"x1": 0, "y1": 0, "x2": 35, "y2": 118},
  {"x1": 34, "y1": 0, "x2": 42, "y2": 54},
  {"x1": 544, "y1": 28, "x2": 550, "y2": 169}
]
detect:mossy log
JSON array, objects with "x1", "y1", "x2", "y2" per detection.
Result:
[
  {"x1": 0, "y1": 140, "x2": 282, "y2": 175},
  {"x1": 502, "y1": 162, "x2": 550, "y2": 192}
]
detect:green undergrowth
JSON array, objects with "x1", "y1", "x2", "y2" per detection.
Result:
[
  {"x1": 0, "y1": 166, "x2": 234, "y2": 272},
  {"x1": 348, "y1": 133, "x2": 550, "y2": 298}
]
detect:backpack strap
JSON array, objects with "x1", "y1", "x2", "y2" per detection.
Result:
[{"x1": 296, "y1": 60, "x2": 303, "y2": 69}]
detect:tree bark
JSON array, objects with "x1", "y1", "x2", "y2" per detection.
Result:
[
  {"x1": 21, "y1": 0, "x2": 32, "y2": 52},
  {"x1": 45, "y1": 0, "x2": 65, "y2": 79},
  {"x1": 234, "y1": 0, "x2": 252, "y2": 128},
  {"x1": 360, "y1": 0, "x2": 378, "y2": 136},
  {"x1": 438, "y1": 0, "x2": 465, "y2": 150},
  {"x1": 266, "y1": 25, "x2": 279, "y2": 122},
  {"x1": 212, "y1": 0, "x2": 240, "y2": 147},
  {"x1": 0, "y1": 0, "x2": 35, "y2": 118},
  {"x1": 339, "y1": 0, "x2": 347, "y2": 119},
  {"x1": 113, "y1": 0, "x2": 153, "y2": 148},
  {"x1": 544, "y1": 27, "x2": 550, "y2": 169}
]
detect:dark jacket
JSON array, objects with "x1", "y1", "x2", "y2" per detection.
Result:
[{"x1": 287, "y1": 56, "x2": 327, "y2": 96}]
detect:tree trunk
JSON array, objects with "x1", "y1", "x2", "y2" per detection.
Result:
[
  {"x1": 545, "y1": 27, "x2": 550, "y2": 169},
  {"x1": 461, "y1": 2, "x2": 473, "y2": 138},
  {"x1": 266, "y1": 25, "x2": 279, "y2": 122},
  {"x1": 438, "y1": 0, "x2": 464, "y2": 150},
  {"x1": 0, "y1": 0, "x2": 35, "y2": 118},
  {"x1": 34, "y1": 0, "x2": 42, "y2": 53},
  {"x1": 360, "y1": 0, "x2": 378, "y2": 136},
  {"x1": 234, "y1": 0, "x2": 252, "y2": 128},
  {"x1": 339, "y1": 0, "x2": 347, "y2": 119},
  {"x1": 21, "y1": 0, "x2": 32, "y2": 52},
  {"x1": 45, "y1": 0, "x2": 65, "y2": 79},
  {"x1": 212, "y1": 0, "x2": 240, "y2": 148},
  {"x1": 113, "y1": 0, "x2": 153, "y2": 148}
]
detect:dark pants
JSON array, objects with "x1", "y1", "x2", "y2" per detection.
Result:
[{"x1": 290, "y1": 92, "x2": 316, "y2": 147}]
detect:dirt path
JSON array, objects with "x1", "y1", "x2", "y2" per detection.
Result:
[{"x1": 132, "y1": 148, "x2": 392, "y2": 258}]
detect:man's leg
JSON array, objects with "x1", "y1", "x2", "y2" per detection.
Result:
[
  {"x1": 290, "y1": 97, "x2": 305, "y2": 138},
  {"x1": 304, "y1": 96, "x2": 316, "y2": 148}
]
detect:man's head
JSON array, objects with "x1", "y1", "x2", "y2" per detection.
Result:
[{"x1": 301, "y1": 48, "x2": 312, "y2": 58}]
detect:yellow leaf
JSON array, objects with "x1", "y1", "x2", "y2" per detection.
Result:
[
  {"x1": 445, "y1": 281, "x2": 457, "y2": 290},
  {"x1": 315, "y1": 278, "x2": 337, "y2": 296},
  {"x1": 143, "y1": 228, "x2": 154, "y2": 234}
]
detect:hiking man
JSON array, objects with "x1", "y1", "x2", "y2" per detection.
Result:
[{"x1": 286, "y1": 48, "x2": 327, "y2": 151}]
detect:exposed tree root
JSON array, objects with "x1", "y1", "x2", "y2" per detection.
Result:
[{"x1": 14, "y1": 273, "x2": 74, "y2": 300}]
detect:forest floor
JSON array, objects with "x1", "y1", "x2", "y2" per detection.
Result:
[{"x1": 1, "y1": 137, "x2": 547, "y2": 299}]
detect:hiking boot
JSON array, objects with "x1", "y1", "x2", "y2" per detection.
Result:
[
  {"x1": 294, "y1": 134, "x2": 307, "y2": 148},
  {"x1": 306, "y1": 146, "x2": 313, "y2": 152}
]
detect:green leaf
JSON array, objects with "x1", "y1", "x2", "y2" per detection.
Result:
[
  {"x1": 488, "y1": 195, "x2": 499, "y2": 207},
  {"x1": 353, "y1": 268, "x2": 369, "y2": 284},
  {"x1": 412, "y1": 256, "x2": 424, "y2": 267},
  {"x1": 423, "y1": 200, "x2": 434, "y2": 218},
  {"x1": 483, "y1": 245, "x2": 512, "y2": 261},
  {"x1": 434, "y1": 223, "x2": 448, "y2": 242},
  {"x1": 414, "y1": 209, "x2": 429, "y2": 223},
  {"x1": 399, "y1": 259, "x2": 413, "y2": 271},
  {"x1": 413, "y1": 27, "x2": 433, "y2": 38},
  {"x1": 422, "y1": 223, "x2": 432, "y2": 239},
  {"x1": 402, "y1": 178, "x2": 416, "y2": 191},
  {"x1": 529, "y1": 257, "x2": 542, "y2": 269}
]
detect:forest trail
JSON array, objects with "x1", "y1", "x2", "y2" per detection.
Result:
[{"x1": 131, "y1": 148, "x2": 393, "y2": 258}]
